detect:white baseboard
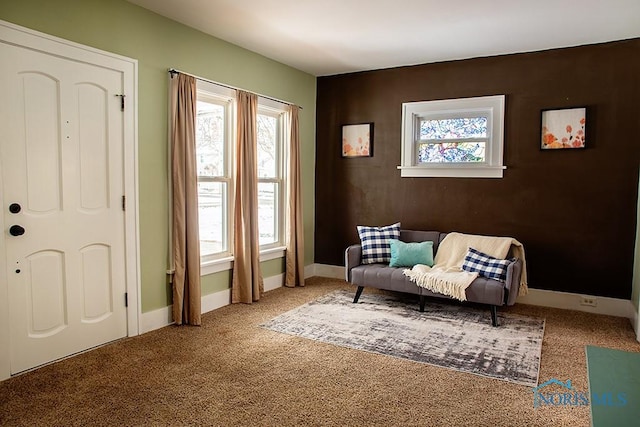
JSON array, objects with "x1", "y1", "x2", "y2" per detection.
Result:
[
  {"x1": 311, "y1": 263, "x2": 635, "y2": 320},
  {"x1": 304, "y1": 263, "x2": 316, "y2": 279},
  {"x1": 140, "y1": 304, "x2": 173, "y2": 334},
  {"x1": 140, "y1": 273, "x2": 285, "y2": 334},
  {"x1": 201, "y1": 288, "x2": 232, "y2": 314},
  {"x1": 141, "y1": 265, "x2": 635, "y2": 334},
  {"x1": 264, "y1": 273, "x2": 284, "y2": 292},
  {"x1": 312, "y1": 264, "x2": 345, "y2": 280},
  {"x1": 516, "y1": 288, "x2": 634, "y2": 319}
]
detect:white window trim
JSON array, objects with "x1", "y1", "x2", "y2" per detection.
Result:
[
  {"x1": 201, "y1": 247, "x2": 286, "y2": 276},
  {"x1": 399, "y1": 95, "x2": 506, "y2": 178}
]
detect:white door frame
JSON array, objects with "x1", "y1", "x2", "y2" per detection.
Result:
[{"x1": 0, "y1": 20, "x2": 140, "y2": 381}]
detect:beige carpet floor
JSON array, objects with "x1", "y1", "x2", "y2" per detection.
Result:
[{"x1": 1, "y1": 277, "x2": 639, "y2": 427}]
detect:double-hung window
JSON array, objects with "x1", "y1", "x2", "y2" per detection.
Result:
[
  {"x1": 257, "y1": 101, "x2": 286, "y2": 249},
  {"x1": 195, "y1": 80, "x2": 287, "y2": 269},
  {"x1": 399, "y1": 95, "x2": 505, "y2": 178},
  {"x1": 195, "y1": 82, "x2": 235, "y2": 262}
]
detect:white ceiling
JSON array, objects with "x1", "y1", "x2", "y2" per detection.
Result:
[{"x1": 127, "y1": 0, "x2": 640, "y2": 76}]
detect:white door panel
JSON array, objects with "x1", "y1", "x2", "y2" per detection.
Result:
[
  {"x1": 0, "y1": 41, "x2": 128, "y2": 374},
  {"x1": 25, "y1": 250, "x2": 67, "y2": 337},
  {"x1": 78, "y1": 83, "x2": 110, "y2": 211}
]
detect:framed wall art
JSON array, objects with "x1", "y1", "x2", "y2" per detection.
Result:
[
  {"x1": 541, "y1": 107, "x2": 586, "y2": 150},
  {"x1": 342, "y1": 123, "x2": 373, "y2": 157}
]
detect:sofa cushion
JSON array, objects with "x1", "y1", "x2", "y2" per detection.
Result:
[
  {"x1": 389, "y1": 239, "x2": 434, "y2": 267},
  {"x1": 357, "y1": 222, "x2": 401, "y2": 264},
  {"x1": 350, "y1": 264, "x2": 422, "y2": 295},
  {"x1": 419, "y1": 275, "x2": 506, "y2": 306},
  {"x1": 461, "y1": 247, "x2": 511, "y2": 282}
]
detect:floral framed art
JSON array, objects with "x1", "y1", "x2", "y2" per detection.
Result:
[
  {"x1": 342, "y1": 123, "x2": 373, "y2": 157},
  {"x1": 541, "y1": 107, "x2": 586, "y2": 150}
]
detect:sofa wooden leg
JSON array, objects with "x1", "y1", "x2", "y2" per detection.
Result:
[
  {"x1": 490, "y1": 305, "x2": 498, "y2": 327},
  {"x1": 419, "y1": 296, "x2": 426, "y2": 312},
  {"x1": 353, "y1": 286, "x2": 364, "y2": 303}
]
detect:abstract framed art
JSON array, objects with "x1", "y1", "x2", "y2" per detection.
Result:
[
  {"x1": 342, "y1": 123, "x2": 373, "y2": 157},
  {"x1": 541, "y1": 107, "x2": 586, "y2": 150}
]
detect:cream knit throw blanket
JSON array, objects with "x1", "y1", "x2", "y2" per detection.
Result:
[{"x1": 403, "y1": 232, "x2": 528, "y2": 301}]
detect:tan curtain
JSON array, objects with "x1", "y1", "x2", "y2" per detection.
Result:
[
  {"x1": 170, "y1": 73, "x2": 201, "y2": 325},
  {"x1": 232, "y1": 91, "x2": 264, "y2": 303},
  {"x1": 285, "y1": 106, "x2": 305, "y2": 287}
]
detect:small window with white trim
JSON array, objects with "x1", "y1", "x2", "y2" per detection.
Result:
[{"x1": 399, "y1": 95, "x2": 505, "y2": 178}]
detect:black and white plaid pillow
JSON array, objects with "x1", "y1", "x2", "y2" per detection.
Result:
[
  {"x1": 357, "y1": 223, "x2": 401, "y2": 264},
  {"x1": 461, "y1": 247, "x2": 512, "y2": 282}
]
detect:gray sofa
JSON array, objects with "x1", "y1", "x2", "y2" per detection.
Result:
[{"x1": 345, "y1": 230, "x2": 523, "y2": 326}]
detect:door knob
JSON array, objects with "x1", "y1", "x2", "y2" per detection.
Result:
[
  {"x1": 9, "y1": 225, "x2": 25, "y2": 236},
  {"x1": 9, "y1": 203, "x2": 21, "y2": 214}
]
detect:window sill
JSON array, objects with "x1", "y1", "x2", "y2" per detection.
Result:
[
  {"x1": 397, "y1": 165, "x2": 506, "y2": 178},
  {"x1": 200, "y1": 247, "x2": 286, "y2": 276},
  {"x1": 260, "y1": 246, "x2": 287, "y2": 261},
  {"x1": 201, "y1": 256, "x2": 233, "y2": 276}
]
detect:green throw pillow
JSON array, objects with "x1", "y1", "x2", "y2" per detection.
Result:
[{"x1": 389, "y1": 239, "x2": 434, "y2": 268}]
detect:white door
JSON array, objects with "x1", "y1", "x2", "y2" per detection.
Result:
[{"x1": 0, "y1": 42, "x2": 128, "y2": 374}]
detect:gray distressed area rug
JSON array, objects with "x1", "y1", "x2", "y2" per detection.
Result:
[{"x1": 261, "y1": 290, "x2": 545, "y2": 387}]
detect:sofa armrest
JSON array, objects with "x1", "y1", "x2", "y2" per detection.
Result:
[
  {"x1": 345, "y1": 244, "x2": 362, "y2": 282},
  {"x1": 504, "y1": 258, "x2": 523, "y2": 306}
]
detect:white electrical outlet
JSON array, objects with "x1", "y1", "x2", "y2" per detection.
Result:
[{"x1": 580, "y1": 296, "x2": 597, "y2": 307}]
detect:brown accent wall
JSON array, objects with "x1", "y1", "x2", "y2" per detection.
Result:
[{"x1": 315, "y1": 39, "x2": 640, "y2": 299}]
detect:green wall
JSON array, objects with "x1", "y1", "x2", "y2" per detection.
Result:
[
  {"x1": 200, "y1": 258, "x2": 284, "y2": 297},
  {"x1": 0, "y1": 0, "x2": 316, "y2": 312}
]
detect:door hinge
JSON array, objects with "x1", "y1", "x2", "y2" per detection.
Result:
[
  {"x1": 125, "y1": 292, "x2": 128, "y2": 307},
  {"x1": 115, "y1": 94, "x2": 126, "y2": 111},
  {"x1": 122, "y1": 195, "x2": 126, "y2": 211}
]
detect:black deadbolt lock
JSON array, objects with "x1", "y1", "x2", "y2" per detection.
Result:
[
  {"x1": 9, "y1": 203, "x2": 21, "y2": 214},
  {"x1": 9, "y1": 225, "x2": 25, "y2": 236}
]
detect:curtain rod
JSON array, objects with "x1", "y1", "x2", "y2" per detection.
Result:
[{"x1": 168, "y1": 68, "x2": 301, "y2": 110}]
